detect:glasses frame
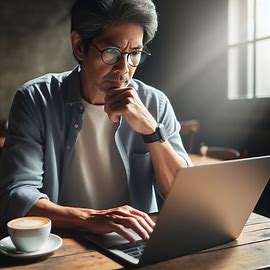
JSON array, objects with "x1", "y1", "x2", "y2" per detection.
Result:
[{"x1": 91, "y1": 42, "x2": 151, "y2": 67}]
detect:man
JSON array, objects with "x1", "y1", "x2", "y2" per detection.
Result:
[{"x1": 0, "y1": 0, "x2": 191, "y2": 242}]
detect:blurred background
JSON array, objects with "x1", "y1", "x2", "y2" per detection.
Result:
[{"x1": 0, "y1": 1, "x2": 270, "y2": 210}]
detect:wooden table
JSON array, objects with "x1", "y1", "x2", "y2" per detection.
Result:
[
  {"x1": 1, "y1": 213, "x2": 270, "y2": 270},
  {"x1": 189, "y1": 154, "x2": 222, "y2": 166}
]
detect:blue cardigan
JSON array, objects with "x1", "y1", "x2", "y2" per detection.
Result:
[{"x1": 0, "y1": 66, "x2": 191, "y2": 226}]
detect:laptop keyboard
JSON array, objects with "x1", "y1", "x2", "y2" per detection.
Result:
[{"x1": 112, "y1": 240, "x2": 146, "y2": 259}]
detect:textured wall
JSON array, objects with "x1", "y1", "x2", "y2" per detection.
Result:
[
  {"x1": 136, "y1": 0, "x2": 270, "y2": 156},
  {"x1": 1, "y1": 0, "x2": 269, "y2": 156},
  {"x1": 0, "y1": 0, "x2": 76, "y2": 118}
]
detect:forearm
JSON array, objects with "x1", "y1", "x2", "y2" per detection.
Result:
[
  {"x1": 26, "y1": 198, "x2": 93, "y2": 230},
  {"x1": 26, "y1": 199, "x2": 155, "y2": 242},
  {"x1": 147, "y1": 141, "x2": 187, "y2": 197}
]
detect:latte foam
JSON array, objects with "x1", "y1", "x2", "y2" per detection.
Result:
[{"x1": 8, "y1": 217, "x2": 49, "y2": 229}]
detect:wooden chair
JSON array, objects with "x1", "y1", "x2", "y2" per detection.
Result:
[
  {"x1": 180, "y1": 119, "x2": 242, "y2": 160},
  {"x1": 200, "y1": 145, "x2": 241, "y2": 160},
  {"x1": 180, "y1": 120, "x2": 200, "y2": 154}
]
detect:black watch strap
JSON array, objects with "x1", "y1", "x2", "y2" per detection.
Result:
[{"x1": 142, "y1": 124, "x2": 167, "y2": 143}]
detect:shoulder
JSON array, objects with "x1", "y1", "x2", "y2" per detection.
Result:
[
  {"x1": 20, "y1": 69, "x2": 72, "y2": 95},
  {"x1": 13, "y1": 68, "x2": 78, "y2": 108},
  {"x1": 11, "y1": 69, "x2": 76, "y2": 115}
]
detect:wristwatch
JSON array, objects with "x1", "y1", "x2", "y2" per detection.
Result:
[{"x1": 142, "y1": 123, "x2": 168, "y2": 143}]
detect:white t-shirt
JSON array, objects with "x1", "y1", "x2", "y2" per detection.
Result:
[{"x1": 60, "y1": 99, "x2": 130, "y2": 209}]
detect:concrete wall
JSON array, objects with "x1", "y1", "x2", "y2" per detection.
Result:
[
  {"x1": 1, "y1": 0, "x2": 269, "y2": 156},
  {"x1": 0, "y1": 0, "x2": 76, "y2": 118},
  {"x1": 136, "y1": 0, "x2": 230, "y2": 150},
  {"x1": 136, "y1": 0, "x2": 270, "y2": 156}
]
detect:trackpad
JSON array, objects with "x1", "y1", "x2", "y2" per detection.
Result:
[{"x1": 84, "y1": 230, "x2": 142, "y2": 248}]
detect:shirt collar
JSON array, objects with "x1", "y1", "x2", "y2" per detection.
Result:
[{"x1": 65, "y1": 65, "x2": 82, "y2": 105}]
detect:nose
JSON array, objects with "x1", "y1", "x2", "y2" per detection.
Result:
[{"x1": 113, "y1": 53, "x2": 130, "y2": 74}]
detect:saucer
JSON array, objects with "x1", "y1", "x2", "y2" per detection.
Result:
[{"x1": 0, "y1": 233, "x2": 63, "y2": 259}]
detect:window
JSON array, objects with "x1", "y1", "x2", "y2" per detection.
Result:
[{"x1": 228, "y1": 0, "x2": 270, "y2": 99}]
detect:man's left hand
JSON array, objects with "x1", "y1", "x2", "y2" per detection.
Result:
[{"x1": 104, "y1": 87, "x2": 157, "y2": 135}]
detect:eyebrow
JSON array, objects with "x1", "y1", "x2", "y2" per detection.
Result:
[
  {"x1": 130, "y1": 45, "x2": 144, "y2": 50},
  {"x1": 97, "y1": 38, "x2": 143, "y2": 50}
]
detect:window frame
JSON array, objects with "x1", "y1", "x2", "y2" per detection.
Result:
[{"x1": 227, "y1": 0, "x2": 270, "y2": 101}]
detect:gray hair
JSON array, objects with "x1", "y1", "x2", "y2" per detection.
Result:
[{"x1": 71, "y1": 0, "x2": 158, "y2": 53}]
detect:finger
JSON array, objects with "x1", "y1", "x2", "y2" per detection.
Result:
[
  {"x1": 106, "y1": 86, "x2": 134, "y2": 96},
  {"x1": 104, "y1": 98, "x2": 130, "y2": 113},
  {"x1": 105, "y1": 93, "x2": 134, "y2": 116},
  {"x1": 105, "y1": 107, "x2": 123, "y2": 123},
  {"x1": 117, "y1": 216, "x2": 150, "y2": 241},
  {"x1": 110, "y1": 223, "x2": 137, "y2": 243},
  {"x1": 113, "y1": 206, "x2": 156, "y2": 229},
  {"x1": 128, "y1": 214, "x2": 154, "y2": 235},
  {"x1": 113, "y1": 207, "x2": 154, "y2": 234},
  {"x1": 110, "y1": 115, "x2": 120, "y2": 123},
  {"x1": 129, "y1": 208, "x2": 156, "y2": 229},
  {"x1": 105, "y1": 88, "x2": 133, "y2": 103},
  {"x1": 105, "y1": 101, "x2": 131, "y2": 123},
  {"x1": 86, "y1": 213, "x2": 141, "y2": 242},
  {"x1": 106, "y1": 209, "x2": 151, "y2": 241}
]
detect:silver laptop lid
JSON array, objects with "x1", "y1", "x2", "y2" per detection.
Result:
[{"x1": 140, "y1": 155, "x2": 270, "y2": 265}]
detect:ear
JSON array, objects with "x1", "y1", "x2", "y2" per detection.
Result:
[{"x1": 71, "y1": 31, "x2": 85, "y2": 61}]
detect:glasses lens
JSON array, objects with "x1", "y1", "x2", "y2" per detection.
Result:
[
  {"x1": 102, "y1": 48, "x2": 121, "y2": 65},
  {"x1": 128, "y1": 51, "x2": 141, "y2": 67},
  {"x1": 128, "y1": 51, "x2": 149, "y2": 67}
]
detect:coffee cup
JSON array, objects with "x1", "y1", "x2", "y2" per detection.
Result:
[{"x1": 7, "y1": 216, "x2": 51, "y2": 252}]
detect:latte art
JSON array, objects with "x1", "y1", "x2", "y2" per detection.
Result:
[{"x1": 8, "y1": 217, "x2": 49, "y2": 229}]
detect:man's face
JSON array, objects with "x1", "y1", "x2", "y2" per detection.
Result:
[{"x1": 81, "y1": 22, "x2": 144, "y2": 95}]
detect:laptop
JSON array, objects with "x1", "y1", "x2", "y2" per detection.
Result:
[{"x1": 84, "y1": 155, "x2": 270, "y2": 267}]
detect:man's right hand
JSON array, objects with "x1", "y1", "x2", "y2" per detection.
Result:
[
  {"x1": 27, "y1": 199, "x2": 155, "y2": 242},
  {"x1": 81, "y1": 205, "x2": 155, "y2": 242}
]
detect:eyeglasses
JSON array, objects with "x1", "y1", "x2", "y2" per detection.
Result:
[{"x1": 91, "y1": 43, "x2": 151, "y2": 67}]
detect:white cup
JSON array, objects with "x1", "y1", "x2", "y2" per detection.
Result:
[{"x1": 7, "y1": 216, "x2": 51, "y2": 252}]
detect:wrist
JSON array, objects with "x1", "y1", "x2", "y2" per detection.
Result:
[
  {"x1": 142, "y1": 123, "x2": 168, "y2": 144},
  {"x1": 67, "y1": 207, "x2": 95, "y2": 230},
  {"x1": 139, "y1": 117, "x2": 158, "y2": 135},
  {"x1": 141, "y1": 125, "x2": 157, "y2": 135}
]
